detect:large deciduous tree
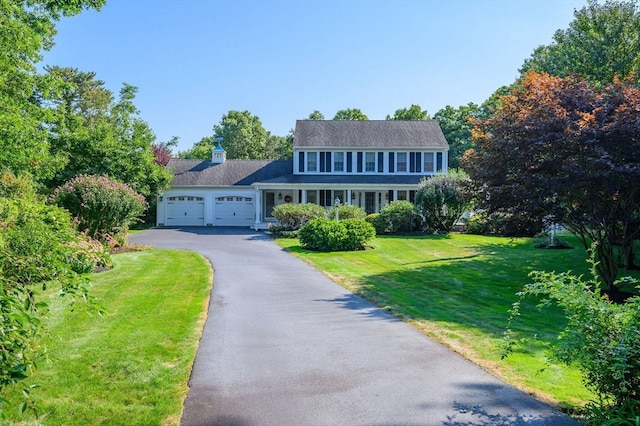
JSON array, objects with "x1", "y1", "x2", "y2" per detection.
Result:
[
  {"x1": 385, "y1": 104, "x2": 429, "y2": 120},
  {"x1": 520, "y1": 0, "x2": 640, "y2": 85},
  {"x1": 462, "y1": 72, "x2": 640, "y2": 290},
  {"x1": 0, "y1": 0, "x2": 104, "y2": 180},
  {"x1": 45, "y1": 67, "x2": 172, "y2": 201},
  {"x1": 214, "y1": 110, "x2": 269, "y2": 159},
  {"x1": 433, "y1": 103, "x2": 483, "y2": 169},
  {"x1": 333, "y1": 108, "x2": 368, "y2": 120}
]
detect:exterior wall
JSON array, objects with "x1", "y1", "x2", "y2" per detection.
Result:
[{"x1": 294, "y1": 148, "x2": 448, "y2": 176}]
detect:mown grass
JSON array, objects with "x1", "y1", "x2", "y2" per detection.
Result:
[
  {"x1": 1, "y1": 248, "x2": 212, "y2": 425},
  {"x1": 275, "y1": 233, "x2": 640, "y2": 410}
]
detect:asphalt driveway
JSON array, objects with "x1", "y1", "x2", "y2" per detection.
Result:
[{"x1": 129, "y1": 227, "x2": 576, "y2": 426}]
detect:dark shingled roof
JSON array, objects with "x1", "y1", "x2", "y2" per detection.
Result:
[
  {"x1": 293, "y1": 120, "x2": 449, "y2": 149},
  {"x1": 167, "y1": 159, "x2": 292, "y2": 186}
]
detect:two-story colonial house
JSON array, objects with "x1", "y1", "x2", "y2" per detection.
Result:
[{"x1": 156, "y1": 120, "x2": 449, "y2": 228}]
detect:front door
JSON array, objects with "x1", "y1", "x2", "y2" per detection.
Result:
[
  {"x1": 364, "y1": 192, "x2": 376, "y2": 214},
  {"x1": 265, "y1": 192, "x2": 276, "y2": 218}
]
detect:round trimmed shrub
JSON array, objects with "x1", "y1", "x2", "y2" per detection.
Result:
[
  {"x1": 298, "y1": 218, "x2": 375, "y2": 252},
  {"x1": 271, "y1": 202, "x2": 327, "y2": 230},
  {"x1": 379, "y1": 200, "x2": 420, "y2": 233},
  {"x1": 365, "y1": 213, "x2": 386, "y2": 235},
  {"x1": 326, "y1": 204, "x2": 367, "y2": 221}
]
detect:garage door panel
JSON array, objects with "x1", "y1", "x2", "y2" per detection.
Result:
[
  {"x1": 215, "y1": 196, "x2": 254, "y2": 226},
  {"x1": 166, "y1": 196, "x2": 205, "y2": 226}
]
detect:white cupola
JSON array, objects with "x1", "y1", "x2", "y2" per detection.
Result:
[{"x1": 211, "y1": 142, "x2": 226, "y2": 164}]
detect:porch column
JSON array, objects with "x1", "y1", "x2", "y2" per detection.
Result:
[
  {"x1": 301, "y1": 190, "x2": 307, "y2": 204},
  {"x1": 346, "y1": 189, "x2": 352, "y2": 205},
  {"x1": 254, "y1": 188, "x2": 262, "y2": 225},
  {"x1": 393, "y1": 190, "x2": 397, "y2": 202}
]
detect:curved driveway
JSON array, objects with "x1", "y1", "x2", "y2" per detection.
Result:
[{"x1": 129, "y1": 227, "x2": 576, "y2": 426}]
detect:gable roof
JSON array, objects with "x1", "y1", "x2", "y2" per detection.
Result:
[
  {"x1": 167, "y1": 159, "x2": 292, "y2": 186},
  {"x1": 293, "y1": 120, "x2": 449, "y2": 149}
]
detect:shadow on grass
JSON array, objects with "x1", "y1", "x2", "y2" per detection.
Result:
[{"x1": 281, "y1": 234, "x2": 593, "y2": 353}]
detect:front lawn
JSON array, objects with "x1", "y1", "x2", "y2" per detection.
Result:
[
  {"x1": 275, "y1": 233, "x2": 627, "y2": 410},
  {"x1": 1, "y1": 248, "x2": 212, "y2": 425}
]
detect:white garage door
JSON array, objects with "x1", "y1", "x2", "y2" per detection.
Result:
[
  {"x1": 215, "y1": 196, "x2": 254, "y2": 226},
  {"x1": 166, "y1": 196, "x2": 205, "y2": 226}
]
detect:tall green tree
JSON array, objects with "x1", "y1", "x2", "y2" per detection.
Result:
[
  {"x1": 333, "y1": 108, "x2": 368, "y2": 120},
  {"x1": 307, "y1": 110, "x2": 325, "y2": 120},
  {"x1": 214, "y1": 110, "x2": 270, "y2": 159},
  {"x1": 385, "y1": 104, "x2": 429, "y2": 120},
  {"x1": 462, "y1": 72, "x2": 640, "y2": 290},
  {"x1": 0, "y1": 0, "x2": 105, "y2": 180},
  {"x1": 45, "y1": 68, "x2": 171, "y2": 200},
  {"x1": 433, "y1": 103, "x2": 482, "y2": 169},
  {"x1": 520, "y1": 0, "x2": 640, "y2": 84}
]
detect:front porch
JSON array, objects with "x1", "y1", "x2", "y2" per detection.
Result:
[{"x1": 251, "y1": 186, "x2": 418, "y2": 229}]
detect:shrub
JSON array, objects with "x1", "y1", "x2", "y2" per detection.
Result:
[
  {"x1": 378, "y1": 200, "x2": 420, "y2": 234},
  {"x1": 298, "y1": 218, "x2": 375, "y2": 251},
  {"x1": 0, "y1": 172, "x2": 106, "y2": 409},
  {"x1": 51, "y1": 175, "x2": 148, "y2": 243},
  {"x1": 365, "y1": 213, "x2": 386, "y2": 235},
  {"x1": 326, "y1": 204, "x2": 367, "y2": 221},
  {"x1": 465, "y1": 211, "x2": 543, "y2": 237},
  {"x1": 271, "y1": 202, "x2": 327, "y2": 230},
  {"x1": 505, "y1": 263, "x2": 640, "y2": 420},
  {"x1": 415, "y1": 171, "x2": 471, "y2": 234}
]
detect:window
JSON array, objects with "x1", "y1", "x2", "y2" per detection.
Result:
[
  {"x1": 306, "y1": 190, "x2": 317, "y2": 204},
  {"x1": 365, "y1": 152, "x2": 375, "y2": 172},
  {"x1": 389, "y1": 152, "x2": 395, "y2": 173},
  {"x1": 397, "y1": 190, "x2": 407, "y2": 201},
  {"x1": 334, "y1": 152, "x2": 344, "y2": 172},
  {"x1": 423, "y1": 152, "x2": 434, "y2": 173},
  {"x1": 347, "y1": 152, "x2": 353, "y2": 172},
  {"x1": 377, "y1": 152, "x2": 384, "y2": 173},
  {"x1": 298, "y1": 152, "x2": 305, "y2": 173},
  {"x1": 319, "y1": 151, "x2": 331, "y2": 172},
  {"x1": 409, "y1": 152, "x2": 421, "y2": 173},
  {"x1": 319, "y1": 190, "x2": 333, "y2": 207},
  {"x1": 307, "y1": 152, "x2": 317, "y2": 172},
  {"x1": 334, "y1": 190, "x2": 345, "y2": 204},
  {"x1": 397, "y1": 152, "x2": 407, "y2": 172}
]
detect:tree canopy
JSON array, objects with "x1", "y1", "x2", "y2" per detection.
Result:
[
  {"x1": 0, "y1": 0, "x2": 105, "y2": 180},
  {"x1": 462, "y1": 72, "x2": 640, "y2": 289},
  {"x1": 333, "y1": 108, "x2": 368, "y2": 120},
  {"x1": 433, "y1": 103, "x2": 483, "y2": 169},
  {"x1": 181, "y1": 110, "x2": 292, "y2": 160},
  {"x1": 385, "y1": 104, "x2": 429, "y2": 120},
  {"x1": 520, "y1": 0, "x2": 640, "y2": 85}
]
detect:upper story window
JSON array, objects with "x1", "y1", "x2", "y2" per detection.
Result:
[
  {"x1": 409, "y1": 152, "x2": 421, "y2": 173},
  {"x1": 319, "y1": 152, "x2": 331, "y2": 172},
  {"x1": 307, "y1": 152, "x2": 317, "y2": 172},
  {"x1": 423, "y1": 152, "x2": 434, "y2": 173},
  {"x1": 334, "y1": 152, "x2": 344, "y2": 172},
  {"x1": 397, "y1": 152, "x2": 407, "y2": 172},
  {"x1": 365, "y1": 152, "x2": 376, "y2": 172}
]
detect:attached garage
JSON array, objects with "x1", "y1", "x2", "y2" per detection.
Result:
[
  {"x1": 166, "y1": 196, "x2": 205, "y2": 226},
  {"x1": 215, "y1": 196, "x2": 254, "y2": 227}
]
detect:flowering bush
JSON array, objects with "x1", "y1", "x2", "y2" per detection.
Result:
[{"x1": 52, "y1": 175, "x2": 148, "y2": 243}]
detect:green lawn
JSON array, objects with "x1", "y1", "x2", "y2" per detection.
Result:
[
  {"x1": 275, "y1": 233, "x2": 636, "y2": 410},
  {"x1": 1, "y1": 248, "x2": 212, "y2": 425}
]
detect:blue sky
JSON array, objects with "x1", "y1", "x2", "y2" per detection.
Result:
[{"x1": 42, "y1": 0, "x2": 586, "y2": 153}]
